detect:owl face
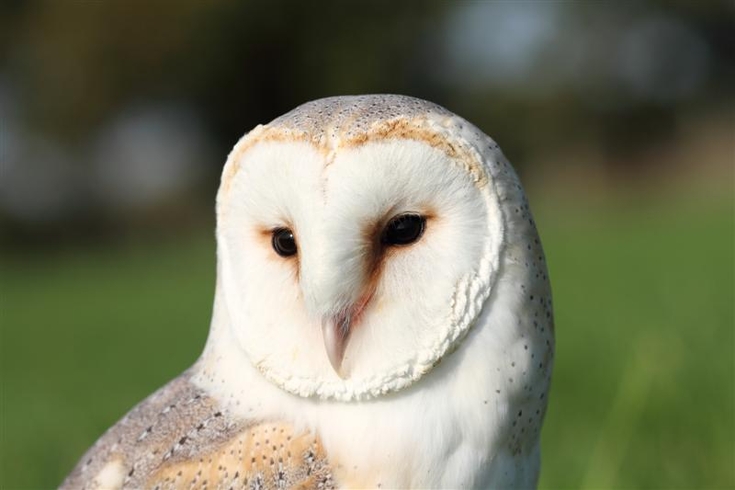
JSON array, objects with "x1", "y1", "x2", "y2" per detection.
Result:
[{"x1": 215, "y1": 96, "x2": 509, "y2": 401}]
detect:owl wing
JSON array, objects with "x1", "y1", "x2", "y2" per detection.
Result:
[{"x1": 60, "y1": 370, "x2": 335, "y2": 489}]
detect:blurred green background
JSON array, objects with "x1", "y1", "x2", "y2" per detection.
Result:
[{"x1": 1, "y1": 1, "x2": 733, "y2": 488}]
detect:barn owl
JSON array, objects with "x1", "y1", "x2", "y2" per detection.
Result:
[{"x1": 61, "y1": 95, "x2": 554, "y2": 489}]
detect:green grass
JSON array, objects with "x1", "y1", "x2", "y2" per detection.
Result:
[
  {"x1": 535, "y1": 192, "x2": 734, "y2": 488},
  {"x1": 1, "y1": 192, "x2": 733, "y2": 489}
]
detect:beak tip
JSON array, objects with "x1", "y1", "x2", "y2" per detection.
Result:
[
  {"x1": 334, "y1": 365, "x2": 348, "y2": 379},
  {"x1": 325, "y1": 339, "x2": 349, "y2": 379}
]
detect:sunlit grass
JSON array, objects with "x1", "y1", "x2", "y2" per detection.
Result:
[
  {"x1": 536, "y1": 191, "x2": 734, "y2": 488},
  {"x1": 1, "y1": 191, "x2": 732, "y2": 488}
]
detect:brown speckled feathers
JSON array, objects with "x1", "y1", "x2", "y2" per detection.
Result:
[{"x1": 60, "y1": 372, "x2": 334, "y2": 489}]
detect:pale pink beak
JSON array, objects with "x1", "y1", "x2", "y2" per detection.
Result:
[
  {"x1": 322, "y1": 312, "x2": 352, "y2": 378},
  {"x1": 321, "y1": 291, "x2": 373, "y2": 378}
]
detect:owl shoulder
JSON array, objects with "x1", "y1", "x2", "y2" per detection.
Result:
[{"x1": 60, "y1": 370, "x2": 335, "y2": 489}]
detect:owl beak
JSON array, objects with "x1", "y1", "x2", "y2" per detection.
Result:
[
  {"x1": 322, "y1": 314, "x2": 351, "y2": 378},
  {"x1": 320, "y1": 290, "x2": 374, "y2": 378}
]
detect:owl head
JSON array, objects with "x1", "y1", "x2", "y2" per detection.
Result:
[{"x1": 211, "y1": 95, "x2": 551, "y2": 402}]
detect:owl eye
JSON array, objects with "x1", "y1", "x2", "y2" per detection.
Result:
[
  {"x1": 272, "y1": 228, "x2": 297, "y2": 257},
  {"x1": 382, "y1": 213, "x2": 426, "y2": 246}
]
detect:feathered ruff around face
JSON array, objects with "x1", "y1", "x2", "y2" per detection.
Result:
[{"x1": 214, "y1": 136, "x2": 502, "y2": 400}]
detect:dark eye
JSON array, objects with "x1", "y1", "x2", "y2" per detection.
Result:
[
  {"x1": 382, "y1": 213, "x2": 426, "y2": 246},
  {"x1": 272, "y1": 228, "x2": 297, "y2": 257}
]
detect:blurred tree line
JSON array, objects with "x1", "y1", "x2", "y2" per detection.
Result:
[{"x1": 1, "y1": 0, "x2": 732, "y2": 248}]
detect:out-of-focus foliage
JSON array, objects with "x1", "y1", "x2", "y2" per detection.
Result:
[
  {"x1": 1, "y1": 1, "x2": 733, "y2": 488},
  {"x1": 1, "y1": 0, "x2": 732, "y2": 244}
]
